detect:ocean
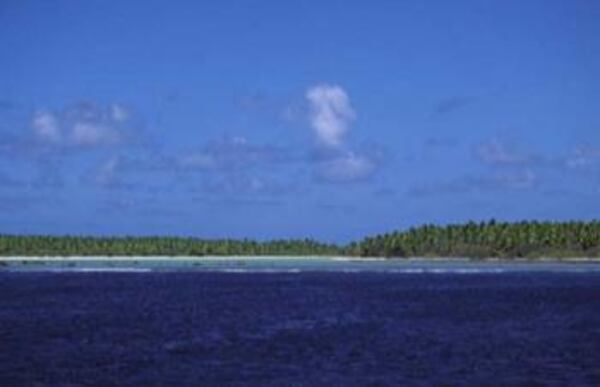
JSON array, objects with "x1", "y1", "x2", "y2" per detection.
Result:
[{"x1": 1, "y1": 259, "x2": 599, "y2": 386}]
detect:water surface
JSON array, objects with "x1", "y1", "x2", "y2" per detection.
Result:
[
  {"x1": 3, "y1": 256, "x2": 600, "y2": 274},
  {"x1": 1, "y1": 258, "x2": 599, "y2": 385}
]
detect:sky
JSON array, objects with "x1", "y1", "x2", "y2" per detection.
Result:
[{"x1": 0, "y1": 0, "x2": 599, "y2": 242}]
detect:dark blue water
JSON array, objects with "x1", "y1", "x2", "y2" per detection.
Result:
[{"x1": 1, "y1": 272, "x2": 599, "y2": 386}]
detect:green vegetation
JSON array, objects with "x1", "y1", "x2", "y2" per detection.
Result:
[
  {"x1": 1, "y1": 220, "x2": 599, "y2": 259},
  {"x1": 0, "y1": 236, "x2": 340, "y2": 257},
  {"x1": 348, "y1": 220, "x2": 600, "y2": 258}
]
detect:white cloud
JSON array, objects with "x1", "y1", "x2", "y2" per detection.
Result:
[
  {"x1": 110, "y1": 103, "x2": 129, "y2": 122},
  {"x1": 177, "y1": 152, "x2": 216, "y2": 169},
  {"x1": 493, "y1": 169, "x2": 537, "y2": 189},
  {"x1": 29, "y1": 102, "x2": 129, "y2": 150},
  {"x1": 304, "y1": 84, "x2": 381, "y2": 182},
  {"x1": 176, "y1": 136, "x2": 289, "y2": 171},
  {"x1": 306, "y1": 84, "x2": 355, "y2": 148},
  {"x1": 317, "y1": 152, "x2": 376, "y2": 182},
  {"x1": 566, "y1": 146, "x2": 600, "y2": 169},
  {"x1": 71, "y1": 122, "x2": 120, "y2": 147},
  {"x1": 93, "y1": 156, "x2": 121, "y2": 187},
  {"x1": 475, "y1": 138, "x2": 533, "y2": 165},
  {"x1": 410, "y1": 168, "x2": 537, "y2": 196},
  {"x1": 230, "y1": 136, "x2": 247, "y2": 145},
  {"x1": 32, "y1": 111, "x2": 61, "y2": 143},
  {"x1": 248, "y1": 176, "x2": 265, "y2": 192}
]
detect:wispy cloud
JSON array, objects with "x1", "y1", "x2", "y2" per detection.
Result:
[
  {"x1": 129, "y1": 136, "x2": 304, "y2": 198},
  {"x1": 31, "y1": 110, "x2": 62, "y2": 144},
  {"x1": 411, "y1": 137, "x2": 542, "y2": 196},
  {"x1": 492, "y1": 169, "x2": 537, "y2": 189},
  {"x1": 315, "y1": 151, "x2": 377, "y2": 183},
  {"x1": 33, "y1": 161, "x2": 64, "y2": 189},
  {"x1": 110, "y1": 103, "x2": 130, "y2": 122},
  {"x1": 475, "y1": 138, "x2": 538, "y2": 166},
  {"x1": 565, "y1": 146, "x2": 600, "y2": 169},
  {"x1": 176, "y1": 136, "x2": 293, "y2": 172},
  {"x1": 0, "y1": 169, "x2": 24, "y2": 188},
  {"x1": 0, "y1": 99, "x2": 17, "y2": 111},
  {"x1": 432, "y1": 96, "x2": 473, "y2": 116},
  {"x1": 410, "y1": 169, "x2": 537, "y2": 196},
  {"x1": 71, "y1": 122, "x2": 121, "y2": 147},
  {"x1": 306, "y1": 84, "x2": 356, "y2": 148},
  {"x1": 425, "y1": 137, "x2": 459, "y2": 148},
  {"x1": 200, "y1": 172, "x2": 300, "y2": 197},
  {"x1": 81, "y1": 152, "x2": 171, "y2": 192},
  {"x1": 87, "y1": 155, "x2": 125, "y2": 189}
]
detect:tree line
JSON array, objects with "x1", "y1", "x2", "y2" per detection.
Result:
[
  {"x1": 1, "y1": 220, "x2": 599, "y2": 258},
  {"x1": 0, "y1": 236, "x2": 340, "y2": 257},
  {"x1": 347, "y1": 220, "x2": 600, "y2": 258}
]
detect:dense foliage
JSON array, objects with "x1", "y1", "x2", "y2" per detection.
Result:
[
  {"x1": 0, "y1": 236, "x2": 340, "y2": 257},
  {"x1": 1, "y1": 220, "x2": 599, "y2": 258},
  {"x1": 348, "y1": 220, "x2": 600, "y2": 258}
]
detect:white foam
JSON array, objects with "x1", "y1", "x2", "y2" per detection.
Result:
[
  {"x1": 41, "y1": 267, "x2": 153, "y2": 273},
  {"x1": 213, "y1": 268, "x2": 510, "y2": 274},
  {"x1": 219, "y1": 268, "x2": 302, "y2": 273},
  {"x1": 384, "y1": 268, "x2": 508, "y2": 274}
]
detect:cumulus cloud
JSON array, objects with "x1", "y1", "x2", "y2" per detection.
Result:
[
  {"x1": 0, "y1": 101, "x2": 141, "y2": 192},
  {"x1": 29, "y1": 102, "x2": 133, "y2": 150},
  {"x1": 302, "y1": 83, "x2": 382, "y2": 183},
  {"x1": 306, "y1": 84, "x2": 356, "y2": 148}
]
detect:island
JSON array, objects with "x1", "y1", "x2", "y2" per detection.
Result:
[{"x1": 1, "y1": 220, "x2": 599, "y2": 259}]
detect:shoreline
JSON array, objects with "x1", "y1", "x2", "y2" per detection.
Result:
[{"x1": 2, "y1": 256, "x2": 600, "y2": 263}]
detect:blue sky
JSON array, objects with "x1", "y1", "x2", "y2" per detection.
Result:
[{"x1": 1, "y1": 0, "x2": 599, "y2": 242}]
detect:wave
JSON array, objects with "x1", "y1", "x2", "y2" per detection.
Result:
[
  {"x1": 219, "y1": 268, "x2": 303, "y2": 274},
  {"x1": 384, "y1": 268, "x2": 508, "y2": 274},
  {"x1": 12, "y1": 267, "x2": 155, "y2": 273},
  {"x1": 203, "y1": 267, "x2": 510, "y2": 274},
  {"x1": 5, "y1": 264, "x2": 597, "y2": 274}
]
